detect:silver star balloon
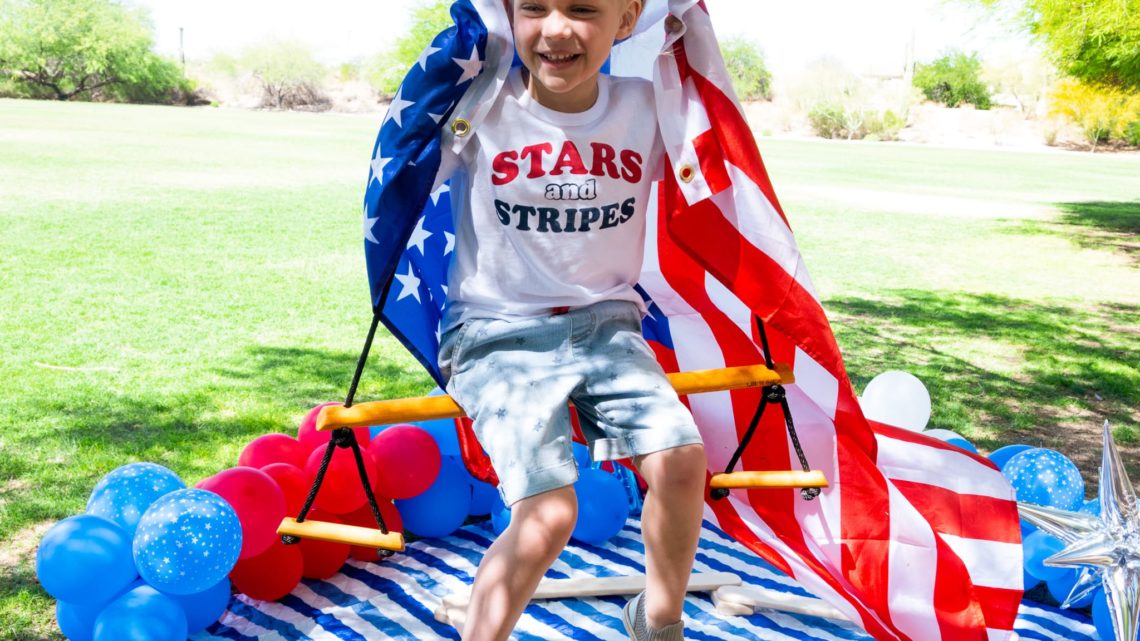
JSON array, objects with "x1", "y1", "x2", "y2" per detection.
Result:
[{"x1": 1018, "y1": 421, "x2": 1140, "y2": 641}]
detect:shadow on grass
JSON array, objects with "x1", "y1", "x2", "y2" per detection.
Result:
[
  {"x1": 1009, "y1": 200, "x2": 1140, "y2": 261},
  {"x1": 0, "y1": 342, "x2": 432, "y2": 615},
  {"x1": 829, "y1": 289, "x2": 1139, "y2": 481}
]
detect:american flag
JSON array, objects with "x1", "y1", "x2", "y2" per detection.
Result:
[{"x1": 361, "y1": 1, "x2": 1023, "y2": 640}]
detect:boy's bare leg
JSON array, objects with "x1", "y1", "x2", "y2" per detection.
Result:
[
  {"x1": 635, "y1": 444, "x2": 707, "y2": 629},
  {"x1": 462, "y1": 485, "x2": 578, "y2": 641}
]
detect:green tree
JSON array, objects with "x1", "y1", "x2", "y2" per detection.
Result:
[
  {"x1": 719, "y1": 37, "x2": 773, "y2": 101},
  {"x1": 0, "y1": 0, "x2": 188, "y2": 101},
  {"x1": 972, "y1": 0, "x2": 1140, "y2": 91},
  {"x1": 913, "y1": 50, "x2": 993, "y2": 109},
  {"x1": 370, "y1": 0, "x2": 452, "y2": 96}
]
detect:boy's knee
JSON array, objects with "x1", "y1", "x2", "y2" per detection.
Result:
[
  {"x1": 511, "y1": 486, "x2": 578, "y2": 543},
  {"x1": 639, "y1": 444, "x2": 706, "y2": 489}
]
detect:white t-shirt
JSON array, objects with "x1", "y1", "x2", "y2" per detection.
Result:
[{"x1": 444, "y1": 67, "x2": 663, "y2": 330}]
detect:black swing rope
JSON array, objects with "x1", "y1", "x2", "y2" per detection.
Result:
[
  {"x1": 281, "y1": 311, "x2": 395, "y2": 554},
  {"x1": 709, "y1": 314, "x2": 820, "y2": 502}
]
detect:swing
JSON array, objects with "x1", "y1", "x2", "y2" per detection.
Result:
[{"x1": 278, "y1": 313, "x2": 827, "y2": 551}]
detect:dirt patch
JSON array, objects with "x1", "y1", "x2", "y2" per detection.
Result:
[{"x1": 0, "y1": 520, "x2": 52, "y2": 577}]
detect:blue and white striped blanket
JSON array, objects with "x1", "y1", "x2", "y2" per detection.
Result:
[{"x1": 197, "y1": 519, "x2": 1097, "y2": 641}]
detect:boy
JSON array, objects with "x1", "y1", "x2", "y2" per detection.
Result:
[{"x1": 437, "y1": 1, "x2": 706, "y2": 639}]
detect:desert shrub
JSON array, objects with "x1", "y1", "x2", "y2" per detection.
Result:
[
  {"x1": 719, "y1": 36, "x2": 772, "y2": 101},
  {"x1": 1123, "y1": 119, "x2": 1140, "y2": 146},
  {"x1": 864, "y1": 110, "x2": 907, "y2": 141},
  {"x1": 808, "y1": 104, "x2": 852, "y2": 139},
  {"x1": 241, "y1": 38, "x2": 330, "y2": 111},
  {"x1": 1050, "y1": 78, "x2": 1140, "y2": 149},
  {"x1": 913, "y1": 51, "x2": 993, "y2": 109}
]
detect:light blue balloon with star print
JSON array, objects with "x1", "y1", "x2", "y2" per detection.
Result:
[
  {"x1": 133, "y1": 488, "x2": 242, "y2": 595},
  {"x1": 86, "y1": 462, "x2": 186, "y2": 539},
  {"x1": 1001, "y1": 448, "x2": 1084, "y2": 511}
]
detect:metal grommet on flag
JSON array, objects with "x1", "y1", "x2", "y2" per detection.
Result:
[
  {"x1": 451, "y1": 118, "x2": 471, "y2": 137},
  {"x1": 679, "y1": 164, "x2": 695, "y2": 183}
]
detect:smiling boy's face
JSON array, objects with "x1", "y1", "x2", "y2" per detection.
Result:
[{"x1": 510, "y1": 0, "x2": 641, "y2": 113}]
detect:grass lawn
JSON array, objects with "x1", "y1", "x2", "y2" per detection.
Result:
[{"x1": 1, "y1": 98, "x2": 1137, "y2": 640}]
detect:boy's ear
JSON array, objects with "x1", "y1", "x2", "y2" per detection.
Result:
[{"x1": 615, "y1": 0, "x2": 643, "y2": 41}]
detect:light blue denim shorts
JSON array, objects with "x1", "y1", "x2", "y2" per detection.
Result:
[{"x1": 438, "y1": 300, "x2": 703, "y2": 506}]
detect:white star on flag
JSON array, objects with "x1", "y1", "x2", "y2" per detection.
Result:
[
  {"x1": 430, "y1": 183, "x2": 450, "y2": 206},
  {"x1": 384, "y1": 88, "x2": 415, "y2": 128},
  {"x1": 416, "y1": 44, "x2": 442, "y2": 71},
  {"x1": 406, "y1": 216, "x2": 433, "y2": 254},
  {"x1": 363, "y1": 205, "x2": 380, "y2": 244},
  {"x1": 444, "y1": 231, "x2": 455, "y2": 255},
  {"x1": 394, "y1": 266, "x2": 422, "y2": 302},
  {"x1": 453, "y1": 45, "x2": 483, "y2": 84},
  {"x1": 370, "y1": 147, "x2": 391, "y2": 186}
]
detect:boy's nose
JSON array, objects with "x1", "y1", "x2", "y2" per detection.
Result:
[{"x1": 541, "y1": 12, "x2": 573, "y2": 39}]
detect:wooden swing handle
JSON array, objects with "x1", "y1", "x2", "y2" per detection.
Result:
[{"x1": 316, "y1": 363, "x2": 794, "y2": 431}]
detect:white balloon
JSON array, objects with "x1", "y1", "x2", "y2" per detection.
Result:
[
  {"x1": 859, "y1": 370, "x2": 932, "y2": 431},
  {"x1": 921, "y1": 428, "x2": 961, "y2": 442}
]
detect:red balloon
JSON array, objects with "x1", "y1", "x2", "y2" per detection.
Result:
[
  {"x1": 196, "y1": 467, "x2": 285, "y2": 559},
  {"x1": 368, "y1": 425, "x2": 442, "y2": 499},
  {"x1": 297, "y1": 402, "x2": 371, "y2": 452},
  {"x1": 229, "y1": 539, "x2": 303, "y2": 601},
  {"x1": 303, "y1": 447, "x2": 379, "y2": 515},
  {"x1": 297, "y1": 510, "x2": 350, "y2": 579},
  {"x1": 342, "y1": 501, "x2": 403, "y2": 562},
  {"x1": 260, "y1": 463, "x2": 314, "y2": 517},
  {"x1": 239, "y1": 433, "x2": 307, "y2": 469}
]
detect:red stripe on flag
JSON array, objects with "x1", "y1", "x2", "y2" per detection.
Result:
[
  {"x1": 974, "y1": 586, "x2": 1023, "y2": 635},
  {"x1": 891, "y1": 480, "x2": 1022, "y2": 544}
]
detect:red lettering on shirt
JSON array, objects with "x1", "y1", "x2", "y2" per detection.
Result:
[
  {"x1": 589, "y1": 142, "x2": 619, "y2": 179},
  {"x1": 519, "y1": 143, "x2": 554, "y2": 179},
  {"x1": 550, "y1": 141, "x2": 589, "y2": 176},
  {"x1": 491, "y1": 150, "x2": 519, "y2": 185}
]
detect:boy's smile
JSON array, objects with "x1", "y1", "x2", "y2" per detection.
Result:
[{"x1": 512, "y1": 0, "x2": 640, "y2": 113}]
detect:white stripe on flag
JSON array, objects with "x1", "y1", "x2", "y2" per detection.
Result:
[
  {"x1": 940, "y1": 535, "x2": 1024, "y2": 590},
  {"x1": 727, "y1": 494, "x2": 881, "y2": 634},
  {"x1": 876, "y1": 435, "x2": 1015, "y2": 500},
  {"x1": 886, "y1": 482, "x2": 942, "y2": 641},
  {"x1": 713, "y1": 161, "x2": 819, "y2": 302},
  {"x1": 667, "y1": 314, "x2": 740, "y2": 473}
]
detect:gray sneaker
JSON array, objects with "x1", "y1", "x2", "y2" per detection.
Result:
[{"x1": 621, "y1": 591, "x2": 684, "y2": 641}]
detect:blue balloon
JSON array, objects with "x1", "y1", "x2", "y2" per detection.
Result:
[
  {"x1": 133, "y1": 489, "x2": 242, "y2": 595},
  {"x1": 1047, "y1": 570, "x2": 1093, "y2": 608},
  {"x1": 58, "y1": 579, "x2": 145, "y2": 641},
  {"x1": 988, "y1": 444, "x2": 1033, "y2": 471},
  {"x1": 93, "y1": 584, "x2": 186, "y2": 641},
  {"x1": 1023, "y1": 529, "x2": 1067, "y2": 582},
  {"x1": 163, "y1": 577, "x2": 231, "y2": 633},
  {"x1": 1081, "y1": 498, "x2": 1102, "y2": 517},
  {"x1": 1022, "y1": 568, "x2": 1041, "y2": 592},
  {"x1": 573, "y1": 442, "x2": 592, "y2": 469},
  {"x1": 489, "y1": 493, "x2": 511, "y2": 535},
  {"x1": 1093, "y1": 589, "x2": 1116, "y2": 641},
  {"x1": 469, "y1": 480, "x2": 498, "y2": 517},
  {"x1": 414, "y1": 418, "x2": 462, "y2": 457},
  {"x1": 86, "y1": 462, "x2": 185, "y2": 539},
  {"x1": 571, "y1": 468, "x2": 630, "y2": 546},
  {"x1": 36, "y1": 515, "x2": 136, "y2": 604},
  {"x1": 944, "y1": 437, "x2": 978, "y2": 454},
  {"x1": 396, "y1": 456, "x2": 471, "y2": 538},
  {"x1": 1002, "y1": 448, "x2": 1085, "y2": 511}
]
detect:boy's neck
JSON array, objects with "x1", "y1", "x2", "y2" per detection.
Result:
[{"x1": 521, "y1": 68, "x2": 600, "y2": 114}]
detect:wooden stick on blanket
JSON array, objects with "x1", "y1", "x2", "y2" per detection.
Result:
[
  {"x1": 712, "y1": 585, "x2": 847, "y2": 621},
  {"x1": 435, "y1": 572, "x2": 743, "y2": 629}
]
